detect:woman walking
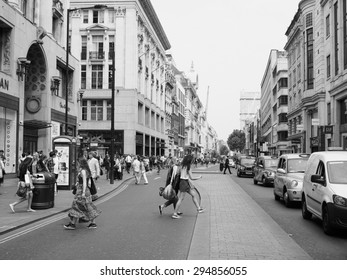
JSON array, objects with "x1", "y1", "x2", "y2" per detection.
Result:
[
  {"x1": 9, "y1": 154, "x2": 36, "y2": 213},
  {"x1": 172, "y1": 155, "x2": 204, "y2": 219},
  {"x1": 0, "y1": 155, "x2": 5, "y2": 195},
  {"x1": 64, "y1": 157, "x2": 101, "y2": 230}
]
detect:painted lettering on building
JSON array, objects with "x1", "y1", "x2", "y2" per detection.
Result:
[{"x1": 0, "y1": 78, "x2": 9, "y2": 91}]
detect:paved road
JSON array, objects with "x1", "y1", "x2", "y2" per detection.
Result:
[
  {"x1": 0, "y1": 173, "x2": 199, "y2": 260},
  {"x1": 232, "y1": 173, "x2": 347, "y2": 259}
]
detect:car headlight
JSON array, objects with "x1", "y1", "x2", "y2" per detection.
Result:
[
  {"x1": 333, "y1": 195, "x2": 347, "y2": 207},
  {"x1": 291, "y1": 180, "x2": 299, "y2": 188},
  {"x1": 240, "y1": 166, "x2": 245, "y2": 171}
]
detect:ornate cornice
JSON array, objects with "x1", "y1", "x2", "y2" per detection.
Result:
[{"x1": 139, "y1": 0, "x2": 171, "y2": 50}]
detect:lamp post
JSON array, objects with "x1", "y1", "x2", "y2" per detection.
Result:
[{"x1": 65, "y1": 5, "x2": 107, "y2": 135}]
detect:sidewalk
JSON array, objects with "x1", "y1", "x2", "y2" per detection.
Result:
[
  {"x1": 0, "y1": 171, "x2": 133, "y2": 235},
  {"x1": 189, "y1": 165, "x2": 311, "y2": 259}
]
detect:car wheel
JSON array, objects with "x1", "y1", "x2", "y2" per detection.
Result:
[
  {"x1": 301, "y1": 196, "x2": 312, "y2": 220},
  {"x1": 322, "y1": 205, "x2": 334, "y2": 235},
  {"x1": 253, "y1": 177, "x2": 258, "y2": 185},
  {"x1": 274, "y1": 192, "x2": 280, "y2": 201},
  {"x1": 262, "y1": 177, "x2": 267, "y2": 186},
  {"x1": 283, "y1": 188, "x2": 292, "y2": 207}
]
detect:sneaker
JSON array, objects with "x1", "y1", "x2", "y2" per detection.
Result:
[
  {"x1": 159, "y1": 205, "x2": 163, "y2": 215},
  {"x1": 64, "y1": 223, "x2": 76, "y2": 230},
  {"x1": 27, "y1": 209, "x2": 36, "y2": 212},
  {"x1": 171, "y1": 213, "x2": 181, "y2": 219},
  {"x1": 197, "y1": 208, "x2": 205, "y2": 213},
  {"x1": 87, "y1": 223, "x2": 97, "y2": 229},
  {"x1": 177, "y1": 212, "x2": 183, "y2": 215},
  {"x1": 9, "y1": 204, "x2": 15, "y2": 213}
]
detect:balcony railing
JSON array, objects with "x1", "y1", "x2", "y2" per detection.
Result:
[{"x1": 89, "y1": 51, "x2": 105, "y2": 60}]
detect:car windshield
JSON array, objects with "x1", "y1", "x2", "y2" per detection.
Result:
[
  {"x1": 264, "y1": 159, "x2": 278, "y2": 168},
  {"x1": 327, "y1": 161, "x2": 347, "y2": 184},
  {"x1": 241, "y1": 158, "x2": 255, "y2": 165},
  {"x1": 287, "y1": 158, "x2": 308, "y2": 173}
]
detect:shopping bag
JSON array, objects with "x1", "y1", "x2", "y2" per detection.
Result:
[{"x1": 162, "y1": 183, "x2": 176, "y2": 200}]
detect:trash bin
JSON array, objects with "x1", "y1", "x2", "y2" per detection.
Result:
[{"x1": 31, "y1": 172, "x2": 56, "y2": 209}]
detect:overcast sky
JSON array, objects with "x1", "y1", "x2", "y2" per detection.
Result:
[{"x1": 150, "y1": 0, "x2": 299, "y2": 141}]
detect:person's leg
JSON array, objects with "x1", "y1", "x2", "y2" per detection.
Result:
[
  {"x1": 189, "y1": 188, "x2": 203, "y2": 211},
  {"x1": 143, "y1": 172, "x2": 148, "y2": 184},
  {"x1": 172, "y1": 191, "x2": 186, "y2": 218},
  {"x1": 27, "y1": 191, "x2": 36, "y2": 212},
  {"x1": 228, "y1": 166, "x2": 232, "y2": 174},
  {"x1": 9, "y1": 197, "x2": 26, "y2": 213}
]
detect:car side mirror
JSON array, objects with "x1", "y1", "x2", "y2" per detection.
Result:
[
  {"x1": 277, "y1": 168, "x2": 285, "y2": 174},
  {"x1": 311, "y1": 174, "x2": 326, "y2": 185}
]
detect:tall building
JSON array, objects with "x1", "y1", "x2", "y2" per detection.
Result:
[
  {"x1": 69, "y1": 0, "x2": 171, "y2": 157},
  {"x1": 0, "y1": 0, "x2": 79, "y2": 174},
  {"x1": 260, "y1": 49, "x2": 290, "y2": 156},
  {"x1": 239, "y1": 91, "x2": 260, "y2": 130}
]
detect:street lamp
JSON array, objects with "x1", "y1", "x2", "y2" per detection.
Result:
[
  {"x1": 65, "y1": 5, "x2": 107, "y2": 135},
  {"x1": 109, "y1": 49, "x2": 115, "y2": 184}
]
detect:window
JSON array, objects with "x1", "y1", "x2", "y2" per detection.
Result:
[
  {"x1": 341, "y1": 99, "x2": 347, "y2": 124},
  {"x1": 278, "y1": 77, "x2": 288, "y2": 88},
  {"x1": 327, "y1": 55, "x2": 331, "y2": 78},
  {"x1": 91, "y1": 65, "x2": 103, "y2": 89},
  {"x1": 0, "y1": 24, "x2": 11, "y2": 73},
  {"x1": 91, "y1": 35, "x2": 104, "y2": 59},
  {"x1": 297, "y1": 64, "x2": 301, "y2": 82},
  {"x1": 334, "y1": 2, "x2": 339, "y2": 75},
  {"x1": 327, "y1": 102, "x2": 331, "y2": 124},
  {"x1": 306, "y1": 13, "x2": 313, "y2": 28},
  {"x1": 82, "y1": 100, "x2": 87, "y2": 121},
  {"x1": 93, "y1": 10, "x2": 104, "y2": 23},
  {"x1": 293, "y1": 69, "x2": 296, "y2": 86},
  {"x1": 278, "y1": 96, "x2": 288, "y2": 107},
  {"x1": 326, "y1": 14, "x2": 330, "y2": 37},
  {"x1": 106, "y1": 100, "x2": 111, "y2": 121},
  {"x1": 83, "y1": 10, "x2": 88, "y2": 23},
  {"x1": 344, "y1": 0, "x2": 347, "y2": 69},
  {"x1": 81, "y1": 36, "x2": 87, "y2": 60},
  {"x1": 138, "y1": 103, "x2": 144, "y2": 124},
  {"x1": 278, "y1": 113, "x2": 288, "y2": 123},
  {"x1": 108, "y1": 64, "x2": 114, "y2": 89},
  {"x1": 145, "y1": 107, "x2": 150, "y2": 127},
  {"x1": 81, "y1": 65, "x2": 86, "y2": 89},
  {"x1": 109, "y1": 10, "x2": 114, "y2": 23},
  {"x1": 307, "y1": 28, "x2": 314, "y2": 89},
  {"x1": 91, "y1": 100, "x2": 103, "y2": 121},
  {"x1": 109, "y1": 36, "x2": 114, "y2": 60}
]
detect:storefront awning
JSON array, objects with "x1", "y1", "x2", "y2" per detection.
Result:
[{"x1": 24, "y1": 120, "x2": 51, "y2": 129}]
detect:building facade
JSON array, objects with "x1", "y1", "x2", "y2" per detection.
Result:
[
  {"x1": 260, "y1": 49, "x2": 291, "y2": 156},
  {"x1": 0, "y1": 0, "x2": 79, "y2": 174},
  {"x1": 69, "y1": 0, "x2": 171, "y2": 157}
]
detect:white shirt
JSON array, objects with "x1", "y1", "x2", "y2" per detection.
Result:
[
  {"x1": 132, "y1": 159, "x2": 140, "y2": 172},
  {"x1": 53, "y1": 157, "x2": 59, "y2": 175},
  {"x1": 88, "y1": 157, "x2": 100, "y2": 178}
]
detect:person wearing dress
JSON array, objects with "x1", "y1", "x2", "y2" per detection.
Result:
[
  {"x1": 172, "y1": 155, "x2": 204, "y2": 219},
  {"x1": 64, "y1": 157, "x2": 101, "y2": 230}
]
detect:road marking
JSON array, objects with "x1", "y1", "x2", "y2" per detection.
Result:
[
  {"x1": 154, "y1": 177, "x2": 161, "y2": 180},
  {"x1": 0, "y1": 184, "x2": 130, "y2": 245}
]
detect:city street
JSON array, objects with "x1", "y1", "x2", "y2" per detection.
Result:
[{"x1": 0, "y1": 164, "x2": 318, "y2": 260}]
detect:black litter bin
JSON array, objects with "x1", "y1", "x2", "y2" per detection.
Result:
[{"x1": 32, "y1": 172, "x2": 56, "y2": 209}]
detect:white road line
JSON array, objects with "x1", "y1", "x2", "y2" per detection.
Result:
[
  {"x1": 154, "y1": 177, "x2": 161, "y2": 180},
  {"x1": 0, "y1": 184, "x2": 130, "y2": 245}
]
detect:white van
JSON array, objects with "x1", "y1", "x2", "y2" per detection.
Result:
[{"x1": 302, "y1": 151, "x2": 347, "y2": 235}]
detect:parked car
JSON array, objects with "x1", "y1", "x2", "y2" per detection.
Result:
[
  {"x1": 229, "y1": 159, "x2": 235, "y2": 168},
  {"x1": 302, "y1": 150, "x2": 347, "y2": 235},
  {"x1": 273, "y1": 153, "x2": 310, "y2": 207},
  {"x1": 253, "y1": 156, "x2": 278, "y2": 187},
  {"x1": 236, "y1": 156, "x2": 256, "y2": 177}
]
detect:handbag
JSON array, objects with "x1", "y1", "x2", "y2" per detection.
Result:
[
  {"x1": 88, "y1": 178, "x2": 97, "y2": 195},
  {"x1": 162, "y1": 183, "x2": 176, "y2": 200},
  {"x1": 16, "y1": 183, "x2": 27, "y2": 198}
]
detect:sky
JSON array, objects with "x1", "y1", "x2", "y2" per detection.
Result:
[{"x1": 150, "y1": 0, "x2": 299, "y2": 141}]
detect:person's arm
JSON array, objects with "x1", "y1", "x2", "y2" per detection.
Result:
[
  {"x1": 188, "y1": 169, "x2": 202, "y2": 180},
  {"x1": 81, "y1": 170, "x2": 87, "y2": 197},
  {"x1": 96, "y1": 160, "x2": 100, "y2": 178}
]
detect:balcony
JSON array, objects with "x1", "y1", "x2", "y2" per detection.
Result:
[
  {"x1": 53, "y1": 0, "x2": 64, "y2": 19},
  {"x1": 89, "y1": 51, "x2": 105, "y2": 60}
]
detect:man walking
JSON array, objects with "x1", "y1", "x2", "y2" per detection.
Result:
[
  {"x1": 88, "y1": 151, "x2": 100, "y2": 200},
  {"x1": 223, "y1": 156, "x2": 232, "y2": 174},
  {"x1": 132, "y1": 155, "x2": 141, "y2": 184},
  {"x1": 125, "y1": 154, "x2": 132, "y2": 174}
]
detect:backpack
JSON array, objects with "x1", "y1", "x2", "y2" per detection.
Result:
[{"x1": 165, "y1": 166, "x2": 181, "y2": 191}]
